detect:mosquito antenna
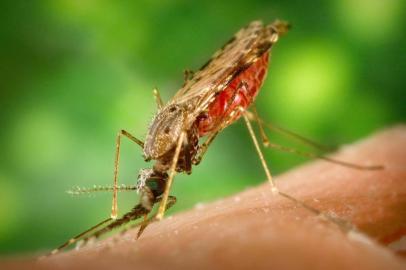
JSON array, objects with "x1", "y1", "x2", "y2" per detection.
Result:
[
  {"x1": 67, "y1": 184, "x2": 137, "y2": 196},
  {"x1": 266, "y1": 141, "x2": 384, "y2": 170}
]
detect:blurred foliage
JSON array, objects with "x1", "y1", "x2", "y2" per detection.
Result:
[{"x1": 0, "y1": 0, "x2": 405, "y2": 255}]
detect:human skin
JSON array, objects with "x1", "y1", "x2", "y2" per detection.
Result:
[{"x1": 2, "y1": 126, "x2": 406, "y2": 270}]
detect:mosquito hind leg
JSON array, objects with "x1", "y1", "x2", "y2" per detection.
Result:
[
  {"x1": 241, "y1": 108, "x2": 354, "y2": 232},
  {"x1": 246, "y1": 110, "x2": 335, "y2": 152},
  {"x1": 241, "y1": 108, "x2": 277, "y2": 192},
  {"x1": 111, "y1": 130, "x2": 145, "y2": 219},
  {"x1": 246, "y1": 109, "x2": 383, "y2": 170},
  {"x1": 193, "y1": 85, "x2": 243, "y2": 166},
  {"x1": 251, "y1": 105, "x2": 270, "y2": 147}
]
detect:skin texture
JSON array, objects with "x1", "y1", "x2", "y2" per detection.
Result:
[{"x1": 2, "y1": 125, "x2": 406, "y2": 270}]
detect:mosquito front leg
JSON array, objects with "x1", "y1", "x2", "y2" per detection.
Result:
[
  {"x1": 153, "y1": 88, "x2": 164, "y2": 109},
  {"x1": 112, "y1": 130, "x2": 145, "y2": 219},
  {"x1": 156, "y1": 131, "x2": 186, "y2": 220}
]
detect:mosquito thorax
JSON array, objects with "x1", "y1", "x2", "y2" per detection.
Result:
[{"x1": 143, "y1": 104, "x2": 187, "y2": 160}]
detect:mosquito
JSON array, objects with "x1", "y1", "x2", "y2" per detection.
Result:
[{"x1": 49, "y1": 20, "x2": 383, "y2": 255}]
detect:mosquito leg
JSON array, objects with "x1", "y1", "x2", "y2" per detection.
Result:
[
  {"x1": 251, "y1": 105, "x2": 270, "y2": 147},
  {"x1": 276, "y1": 191, "x2": 353, "y2": 231},
  {"x1": 156, "y1": 131, "x2": 186, "y2": 221},
  {"x1": 183, "y1": 136, "x2": 193, "y2": 175},
  {"x1": 48, "y1": 217, "x2": 113, "y2": 256},
  {"x1": 265, "y1": 141, "x2": 383, "y2": 170},
  {"x1": 193, "y1": 83, "x2": 244, "y2": 165},
  {"x1": 245, "y1": 110, "x2": 335, "y2": 152},
  {"x1": 193, "y1": 131, "x2": 219, "y2": 165},
  {"x1": 241, "y1": 108, "x2": 354, "y2": 232},
  {"x1": 162, "y1": 195, "x2": 177, "y2": 210},
  {"x1": 136, "y1": 195, "x2": 177, "y2": 238},
  {"x1": 241, "y1": 108, "x2": 277, "y2": 192},
  {"x1": 153, "y1": 88, "x2": 164, "y2": 109},
  {"x1": 247, "y1": 108, "x2": 384, "y2": 170},
  {"x1": 112, "y1": 130, "x2": 145, "y2": 219}
]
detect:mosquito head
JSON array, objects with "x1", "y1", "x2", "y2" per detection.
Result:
[
  {"x1": 136, "y1": 168, "x2": 168, "y2": 198},
  {"x1": 143, "y1": 104, "x2": 187, "y2": 160}
]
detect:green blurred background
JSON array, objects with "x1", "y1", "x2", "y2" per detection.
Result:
[{"x1": 0, "y1": 0, "x2": 405, "y2": 255}]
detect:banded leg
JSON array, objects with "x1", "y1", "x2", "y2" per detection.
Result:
[{"x1": 112, "y1": 130, "x2": 144, "y2": 219}]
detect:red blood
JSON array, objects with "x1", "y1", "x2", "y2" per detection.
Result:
[{"x1": 197, "y1": 53, "x2": 269, "y2": 136}]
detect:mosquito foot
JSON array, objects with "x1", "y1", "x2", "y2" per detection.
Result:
[{"x1": 319, "y1": 212, "x2": 354, "y2": 232}]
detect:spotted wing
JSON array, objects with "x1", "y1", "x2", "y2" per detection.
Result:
[{"x1": 170, "y1": 20, "x2": 288, "y2": 118}]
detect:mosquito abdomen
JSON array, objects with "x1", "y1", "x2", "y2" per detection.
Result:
[{"x1": 197, "y1": 52, "x2": 269, "y2": 136}]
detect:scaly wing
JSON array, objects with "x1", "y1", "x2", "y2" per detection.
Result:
[{"x1": 170, "y1": 20, "x2": 289, "y2": 120}]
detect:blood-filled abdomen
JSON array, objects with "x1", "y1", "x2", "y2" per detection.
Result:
[{"x1": 197, "y1": 53, "x2": 269, "y2": 137}]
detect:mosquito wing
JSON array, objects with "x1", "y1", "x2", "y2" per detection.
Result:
[{"x1": 169, "y1": 20, "x2": 289, "y2": 121}]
